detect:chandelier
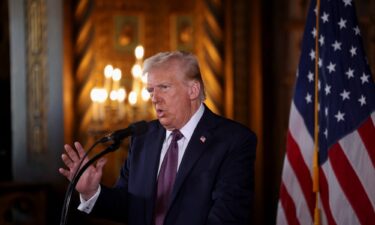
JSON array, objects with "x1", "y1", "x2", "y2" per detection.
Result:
[{"x1": 89, "y1": 45, "x2": 153, "y2": 128}]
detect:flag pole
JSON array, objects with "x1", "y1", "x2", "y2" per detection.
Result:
[{"x1": 313, "y1": 0, "x2": 321, "y2": 224}]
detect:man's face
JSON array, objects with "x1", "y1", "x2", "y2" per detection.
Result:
[{"x1": 146, "y1": 65, "x2": 194, "y2": 130}]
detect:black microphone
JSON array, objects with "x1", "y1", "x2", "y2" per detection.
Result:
[{"x1": 100, "y1": 120, "x2": 149, "y2": 143}]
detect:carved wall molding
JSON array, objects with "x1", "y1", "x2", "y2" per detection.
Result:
[
  {"x1": 73, "y1": 0, "x2": 95, "y2": 141},
  {"x1": 26, "y1": 0, "x2": 47, "y2": 154},
  {"x1": 197, "y1": 0, "x2": 224, "y2": 114}
]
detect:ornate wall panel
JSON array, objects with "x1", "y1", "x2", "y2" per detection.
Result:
[
  {"x1": 26, "y1": 0, "x2": 47, "y2": 155},
  {"x1": 73, "y1": 0, "x2": 95, "y2": 141},
  {"x1": 231, "y1": 0, "x2": 250, "y2": 124},
  {"x1": 196, "y1": 0, "x2": 224, "y2": 114}
]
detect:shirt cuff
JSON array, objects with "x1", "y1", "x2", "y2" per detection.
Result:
[{"x1": 77, "y1": 186, "x2": 101, "y2": 214}]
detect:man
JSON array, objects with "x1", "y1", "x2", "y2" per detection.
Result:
[{"x1": 59, "y1": 51, "x2": 257, "y2": 225}]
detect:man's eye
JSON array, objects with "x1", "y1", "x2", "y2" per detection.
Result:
[
  {"x1": 146, "y1": 88, "x2": 153, "y2": 93},
  {"x1": 156, "y1": 84, "x2": 171, "y2": 92}
]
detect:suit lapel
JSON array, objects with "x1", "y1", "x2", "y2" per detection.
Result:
[
  {"x1": 169, "y1": 106, "x2": 218, "y2": 207},
  {"x1": 142, "y1": 122, "x2": 166, "y2": 225}
]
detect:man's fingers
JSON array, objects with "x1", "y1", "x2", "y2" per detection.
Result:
[
  {"x1": 91, "y1": 158, "x2": 107, "y2": 182},
  {"x1": 64, "y1": 144, "x2": 80, "y2": 162},
  {"x1": 61, "y1": 154, "x2": 74, "y2": 168},
  {"x1": 95, "y1": 157, "x2": 107, "y2": 171},
  {"x1": 58, "y1": 168, "x2": 72, "y2": 181},
  {"x1": 74, "y1": 142, "x2": 86, "y2": 159}
]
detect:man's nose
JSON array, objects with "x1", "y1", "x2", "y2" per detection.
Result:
[{"x1": 151, "y1": 90, "x2": 159, "y2": 103}]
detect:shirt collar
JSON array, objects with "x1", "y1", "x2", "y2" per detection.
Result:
[{"x1": 166, "y1": 103, "x2": 205, "y2": 140}]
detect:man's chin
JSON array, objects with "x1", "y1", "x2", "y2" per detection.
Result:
[{"x1": 158, "y1": 119, "x2": 173, "y2": 130}]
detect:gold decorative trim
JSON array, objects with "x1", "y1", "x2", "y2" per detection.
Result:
[
  {"x1": 73, "y1": 0, "x2": 95, "y2": 142},
  {"x1": 197, "y1": 0, "x2": 224, "y2": 115},
  {"x1": 26, "y1": 0, "x2": 47, "y2": 154}
]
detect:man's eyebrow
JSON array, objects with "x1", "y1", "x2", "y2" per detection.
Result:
[
  {"x1": 146, "y1": 83, "x2": 171, "y2": 89},
  {"x1": 155, "y1": 82, "x2": 172, "y2": 86}
]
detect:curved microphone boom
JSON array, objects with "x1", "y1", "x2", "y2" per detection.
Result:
[{"x1": 100, "y1": 120, "x2": 149, "y2": 143}]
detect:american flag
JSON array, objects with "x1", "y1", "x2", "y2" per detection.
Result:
[{"x1": 277, "y1": 0, "x2": 375, "y2": 224}]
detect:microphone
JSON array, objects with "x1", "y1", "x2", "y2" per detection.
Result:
[{"x1": 101, "y1": 120, "x2": 149, "y2": 143}]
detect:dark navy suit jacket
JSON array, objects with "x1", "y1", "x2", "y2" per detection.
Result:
[{"x1": 91, "y1": 105, "x2": 257, "y2": 225}]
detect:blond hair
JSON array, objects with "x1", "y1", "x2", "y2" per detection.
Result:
[{"x1": 143, "y1": 51, "x2": 206, "y2": 101}]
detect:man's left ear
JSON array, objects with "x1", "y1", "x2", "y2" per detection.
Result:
[{"x1": 189, "y1": 81, "x2": 200, "y2": 99}]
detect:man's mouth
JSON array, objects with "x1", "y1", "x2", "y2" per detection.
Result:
[{"x1": 156, "y1": 109, "x2": 165, "y2": 117}]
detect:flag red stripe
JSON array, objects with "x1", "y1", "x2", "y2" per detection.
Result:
[
  {"x1": 280, "y1": 183, "x2": 301, "y2": 225},
  {"x1": 357, "y1": 116, "x2": 375, "y2": 167},
  {"x1": 319, "y1": 168, "x2": 337, "y2": 225},
  {"x1": 329, "y1": 143, "x2": 375, "y2": 224},
  {"x1": 287, "y1": 132, "x2": 315, "y2": 217}
]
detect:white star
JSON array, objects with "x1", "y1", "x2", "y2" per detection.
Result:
[
  {"x1": 327, "y1": 62, "x2": 336, "y2": 73},
  {"x1": 318, "y1": 80, "x2": 321, "y2": 91},
  {"x1": 360, "y1": 73, "x2": 370, "y2": 84},
  {"x1": 309, "y1": 49, "x2": 316, "y2": 60},
  {"x1": 343, "y1": 0, "x2": 352, "y2": 7},
  {"x1": 325, "y1": 107, "x2": 329, "y2": 116},
  {"x1": 324, "y1": 84, "x2": 331, "y2": 95},
  {"x1": 305, "y1": 93, "x2": 312, "y2": 103},
  {"x1": 340, "y1": 89, "x2": 350, "y2": 100},
  {"x1": 321, "y1": 12, "x2": 329, "y2": 23},
  {"x1": 314, "y1": 7, "x2": 318, "y2": 15},
  {"x1": 334, "y1": 110, "x2": 345, "y2": 122},
  {"x1": 319, "y1": 35, "x2": 325, "y2": 46},
  {"x1": 353, "y1": 26, "x2": 361, "y2": 35},
  {"x1": 324, "y1": 129, "x2": 328, "y2": 138},
  {"x1": 358, "y1": 95, "x2": 366, "y2": 106},
  {"x1": 311, "y1": 28, "x2": 317, "y2": 38},
  {"x1": 332, "y1": 40, "x2": 342, "y2": 51},
  {"x1": 350, "y1": 46, "x2": 357, "y2": 57},
  {"x1": 308, "y1": 71, "x2": 314, "y2": 82},
  {"x1": 345, "y1": 68, "x2": 354, "y2": 79},
  {"x1": 338, "y1": 18, "x2": 347, "y2": 29},
  {"x1": 318, "y1": 58, "x2": 323, "y2": 68}
]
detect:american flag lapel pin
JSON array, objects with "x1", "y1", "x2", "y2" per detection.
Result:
[{"x1": 200, "y1": 136, "x2": 206, "y2": 143}]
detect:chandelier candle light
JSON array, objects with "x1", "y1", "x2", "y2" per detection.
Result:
[{"x1": 90, "y1": 45, "x2": 150, "y2": 123}]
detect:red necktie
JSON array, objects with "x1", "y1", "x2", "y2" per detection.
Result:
[{"x1": 154, "y1": 129, "x2": 183, "y2": 225}]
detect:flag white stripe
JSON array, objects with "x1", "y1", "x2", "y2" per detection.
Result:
[
  {"x1": 276, "y1": 201, "x2": 288, "y2": 225},
  {"x1": 289, "y1": 103, "x2": 314, "y2": 175},
  {"x1": 318, "y1": 195, "x2": 328, "y2": 225},
  {"x1": 322, "y1": 159, "x2": 361, "y2": 225},
  {"x1": 339, "y1": 129, "x2": 375, "y2": 210},
  {"x1": 282, "y1": 155, "x2": 313, "y2": 225}
]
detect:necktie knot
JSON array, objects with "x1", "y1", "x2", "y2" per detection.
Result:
[{"x1": 171, "y1": 129, "x2": 183, "y2": 142}]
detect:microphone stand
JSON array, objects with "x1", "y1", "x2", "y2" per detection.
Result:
[{"x1": 59, "y1": 140, "x2": 121, "y2": 225}]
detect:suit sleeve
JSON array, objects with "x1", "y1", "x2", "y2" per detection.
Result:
[
  {"x1": 206, "y1": 130, "x2": 257, "y2": 225},
  {"x1": 89, "y1": 138, "x2": 134, "y2": 222}
]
